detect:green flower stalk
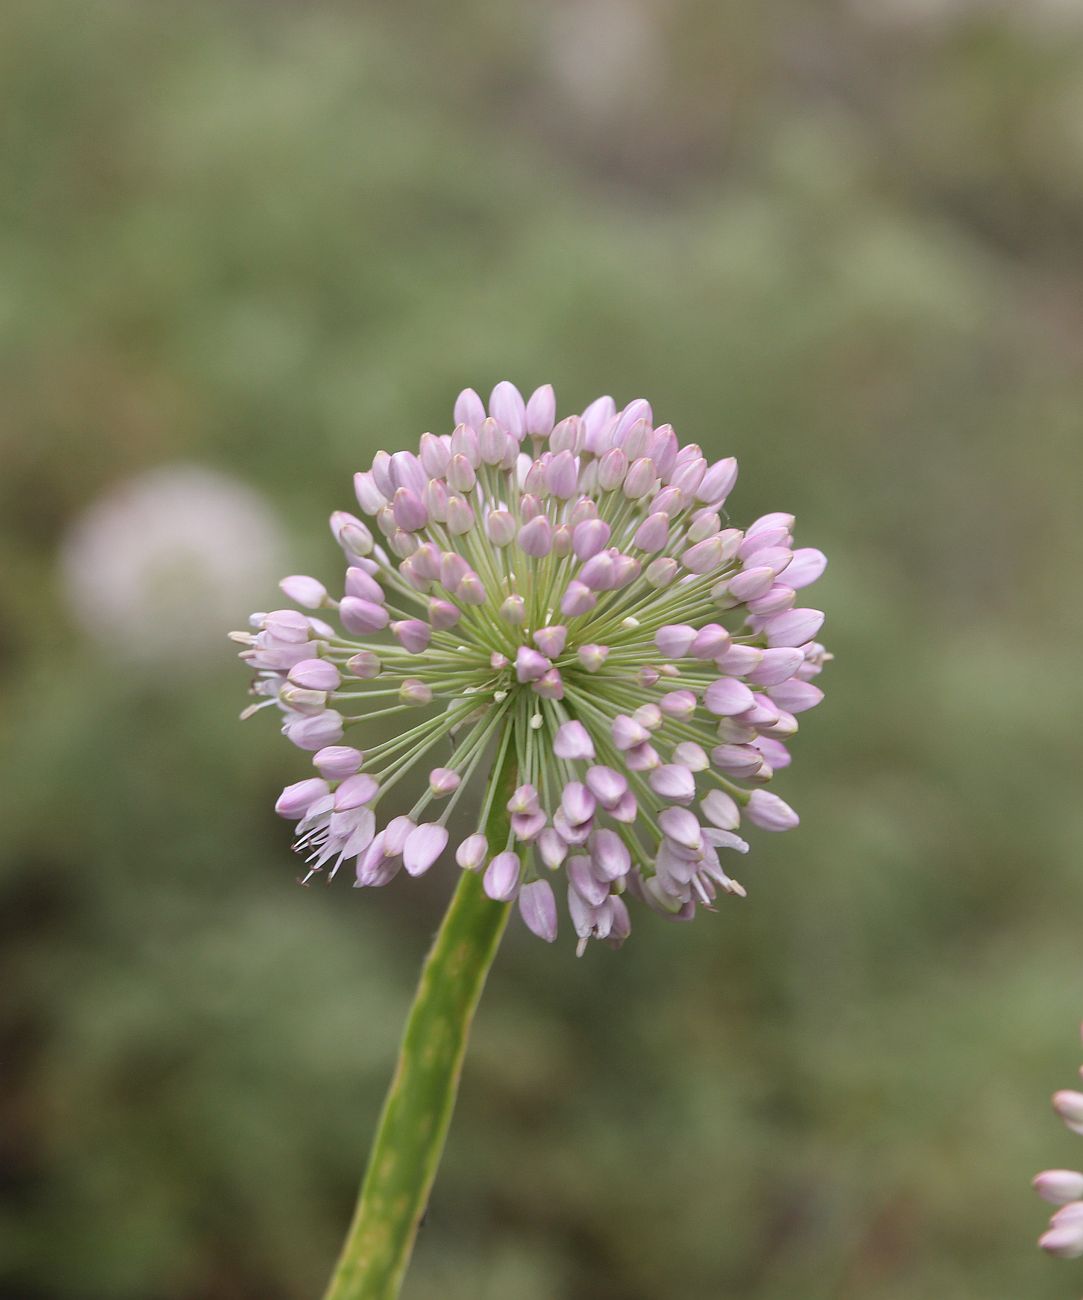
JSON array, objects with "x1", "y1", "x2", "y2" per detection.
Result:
[{"x1": 233, "y1": 381, "x2": 829, "y2": 1296}]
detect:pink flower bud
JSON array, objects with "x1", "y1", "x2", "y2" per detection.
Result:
[
  {"x1": 533, "y1": 625, "x2": 567, "y2": 657},
  {"x1": 340, "y1": 597, "x2": 390, "y2": 635},
  {"x1": 428, "y1": 767, "x2": 461, "y2": 797},
  {"x1": 649, "y1": 764, "x2": 696, "y2": 803},
  {"x1": 346, "y1": 651, "x2": 381, "y2": 678},
  {"x1": 515, "y1": 646, "x2": 550, "y2": 683},
  {"x1": 490, "y1": 381, "x2": 526, "y2": 440},
  {"x1": 484, "y1": 851, "x2": 521, "y2": 901},
  {"x1": 518, "y1": 515, "x2": 553, "y2": 557},
  {"x1": 313, "y1": 746, "x2": 364, "y2": 780},
  {"x1": 554, "y1": 721, "x2": 594, "y2": 760},
  {"x1": 746, "y1": 789, "x2": 799, "y2": 831},
  {"x1": 455, "y1": 833, "x2": 488, "y2": 871},
  {"x1": 518, "y1": 878, "x2": 558, "y2": 941},
  {"x1": 403, "y1": 823, "x2": 447, "y2": 876},
  {"x1": 279, "y1": 575, "x2": 327, "y2": 608},
  {"x1": 392, "y1": 620, "x2": 432, "y2": 654},
  {"x1": 275, "y1": 778, "x2": 331, "y2": 818},
  {"x1": 1035, "y1": 1171, "x2": 1083, "y2": 1206},
  {"x1": 288, "y1": 658, "x2": 341, "y2": 691},
  {"x1": 655, "y1": 624, "x2": 697, "y2": 658},
  {"x1": 586, "y1": 765, "x2": 627, "y2": 808},
  {"x1": 704, "y1": 678, "x2": 756, "y2": 716}
]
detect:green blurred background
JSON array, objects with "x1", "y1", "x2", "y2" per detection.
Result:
[{"x1": 3, "y1": 2, "x2": 1083, "y2": 1297}]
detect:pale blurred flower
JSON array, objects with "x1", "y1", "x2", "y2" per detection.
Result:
[{"x1": 63, "y1": 464, "x2": 284, "y2": 666}]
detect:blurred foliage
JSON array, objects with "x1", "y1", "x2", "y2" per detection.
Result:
[{"x1": 2, "y1": 1, "x2": 1083, "y2": 1297}]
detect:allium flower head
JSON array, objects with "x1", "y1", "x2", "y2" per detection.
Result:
[
  {"x1": 233, "y1": 383, "x2": 829, "y2": 953},
  {"x1": 1034, "y1": 1022, "x2": 1083, "y2": 1260}
]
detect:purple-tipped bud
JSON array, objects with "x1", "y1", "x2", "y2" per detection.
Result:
[
  {"x1": 456, "y1": 833, "x2": 488, "y2": 871},
  {"x1": 1040, "y1": 1221, "x2": 1083, "y2": 1259},
  {"x1": 507, "y1": 783, "x2": 541, "y2": 816},
  {"x1": 634, "y1": 703, "x2": 662, "y2": 730},
  {"x1": 624, "y1": 742, "x2": 660, "y2": 772},
  {"x1": 655, "y1": 624, "x2": 697, "y2": 658},
  {"x1": 1035, "y1": 1171, "x2": 1083, "y2": 1206},
  {"x1": 340, "y1": 597, "x2": 390, "y2": 635},
  {"x1": 704, "y1": 678, "x2": 756, "y2": 716},
  {"x1": 275, "y1": 778, "x2": 331, "y2": 819},
  {"x1": 645, "y1": 557, "x2": 679, "y2": 587},
  {"x1": 284, "y1": 710, "x2": 344, "y2": 751},
  {"x1": 764, "y1": 608, "x2": 825, "y2": 648},
  {"x1": 419, "y1": 432, "x2": 450, "y2": 478},
  {"x1": 537, "y1": 828, "x2": 568, "y2": 869},
  {"x1": 608, "y1": 791, "x2": 638, "y2": 822},
  {"x1": 597, "y1": 447, "x2": 628, "y2": 491},
  {"x1": 450, "y1": 423, "x2": 480, "y2": 466},
  {"x1": 562, "y1": 782, "x2": 597, "y2": 825},
  {"x1": 633, "y1": 512, "x2": 669, "y2": 553},
  {"x1": 479, "y1": 418, "x2": 509, "y2": 465},
  {"x1": 746, "y1": 648, "x2": 804, "y2": 686},
  {"x1": 518, "y1": 515, "x2": 553, "y2": 557},
  {"x1": 280, "y1": 685, "x2": 328, "y2": 716},
  {"x1": 532, "y1": 669, "x2": 565, "y2": 700},
  {"x1": 698, "y1": 457, "x2": 738, "y2": 503},
  {"x1": 512, "y1": 810, "x2": 547, "y2": 841},
  {"x1": 428, "y1": 599, "x2": 460, "y2": 631},
  {"x1": 533, "y1": 625, "x2": 567, "y2": 657},
  {"x1": 515, "y1": 646, "x2": 550, "y2": 683},
  {"x1": 711, "y1": 744, "x2": 765, "y2": 779},
  {"x1": 658, "y1": 806, "x2": 702, "y2": 852},
  {"x1": 280, "y1": 575, "x2": 327, "y2": 608},
  {"x1": 569, "y1": 517, "x2": 613, "y2": 559},
  {"x1": 288, "y1": 658, "x2": 341, "y2": 691},
  {"x1": 577, "y1": 644, "x2": 609, "y2": 672},
  {"x1": 392, "y1": 620, "x2": 432, "y2": 654},
  {"x1": 561, "y1": 581, "x2": 596, "y2": 617},
  {"x1": 454, "y1": 388, "x2": 485, "y2": 430},
  {"x1": 262, "y1": 609, "x2": 311, "y2": 642},
  {"x1": 568, "y1": 855, "x2": 609, "y2": 906},
  {"x1": 518, "y1": 878, "x2": 558, "y2": 941},
  {"x1": 428, "y1": 767, "x2": 461, "y2": 797},
  {"x1": 586, "y1": 765, "x2": 628, "y2": 808},
  {"x1": 716, "y1": 645, "x2": 763, "y2": 676},
  {"x1": 673, "y1": 742, "x2": 709, "y2": 771},
  {"x1": 486, "y1": 509, "x2": 516, "y2": 547},
  {"x1": 746, "y1": 789, "x2": 799, "y2": 831},
  {"x1": 440, "y1": 552, "x2": 470, "y2": 591},
  {"x1": 490, "y1": 381, "x2": 526, "y2": 440},
  {"x1": 649, "y1": 764, "x2": 696, "y2": 802},
  {"x1": 682, "y1": 535, "x2": 726, "y2": 575},
  {"x1": 612, "y1": 714, "x2": 650, "y2": 750},
  {"x1": 728, "y1": 566, "x2": 776, "y2": 602},
  {"x1": 400, "y1": 678, "x2": 432, "y2": 706},
  {"x1": 403, "y1": 823, "x2": 448, "y2": 877},
  {"x1": 768, "y1": 679, "x2": 824, "y2": 714},
  {"x1": 1054, "y1": 1092, "x2": 1083, "y2": 1133},
  {"x1": 554, "y1": 721, "x2": 594, "y2": 760},
  {"x1": 484, "y1": 851, "x2": 521, "y2": 901},
  {"x1": 746, "y1": 584, "x2": 796, "y2": 616},
  {"x1": 623, "y1": 457, "x2": 656, "y2": 500},
  {"x1": 501, "y1": 595, "x2": 527, "y2": 626},
  {"x1": 446, "y1": 494, "x2": 475, "y2": 536},
  {"x1": 691, "y1": 624, "x2": 730, "y2": 660},
  {"x1": 313, "y1": 746, "x2": 364, "y2": 780},
  {"x1": 702, "y1": 789, "x2": 741, "y2": 830},
  {"x1": 346, "y1": 650, "x2": 381, "y2": 679},
  {"x1": 345, "y1": 567, "x2": 386, "y2": 604},
  {"x1": 447, "y1": 452, "x2": 476, "y2": 495},
  {"x1": 524, "y1": 384, "x2": 556, "y2": 438},
  {"x1": 578, "y1": 551, "x2": 615, "y2": 591},
  {"x1": 458, "y1": 573, "x2": 487, "y2": 605},
  {"x1": 546, "y1": 449, "x2": 578, "y2": 498},
  {"x1": 392, "y1": 487, "x2": 428, "y2": 532},
  {"x1": 354, "y1": 471, "x2": 387, "y2": 515},
  {"x1": 591, "y1": 829, "x2": 631, "y2": 880},
  {"x1": 333, "y1": 773, "x2": 379, "y2": 810},
  {"x1": 660, "y1": 690, "x2": 697, "y2": 720},
  {"x1": 783, "y1": 547, "x2": 827, "y2": 589}
]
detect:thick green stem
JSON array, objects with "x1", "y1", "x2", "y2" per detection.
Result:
[{"x1": 321, "y1": 733, "x2": 517, "y2": 1300}]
